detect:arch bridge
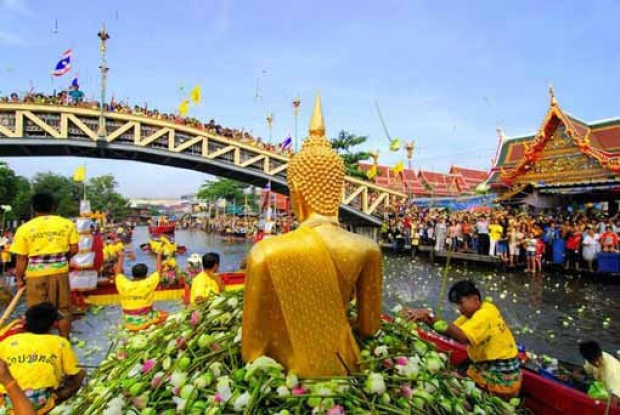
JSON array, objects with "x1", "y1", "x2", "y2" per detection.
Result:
[{"x1": 0, "y1": 103, "x2": 406, "y2": 227}]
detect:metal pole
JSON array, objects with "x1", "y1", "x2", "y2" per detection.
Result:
[
  {"x1": 266, "y1": 112, "x2": 273, "y2": 144},
  {"x1": 292, "y1": 96, "x2": 301, "y2": 151},
  {"x1": 97, "y1": 23, "x2": 110, "y2": 140}
]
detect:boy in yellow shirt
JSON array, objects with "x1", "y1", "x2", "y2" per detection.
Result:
[
  {"x1": 408, "y1": 280, "x2": 521, "y2": 398},
  {"x1": 0, "y1": 302, "x2": 84, "y2": 413},
  {"x1": 114, "y1": 251, "x2": 168, "y2": 331},
  {"x1": 190, "y1": 252, "x2": 223, "y2": 305}
]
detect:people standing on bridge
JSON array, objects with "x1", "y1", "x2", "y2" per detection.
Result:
[
  {"x1": 10, "y1": 193, "x2": 78, "y2": 338},
  {"x1": 407, "y1": 280, "x2": 521, "y2": 398}
]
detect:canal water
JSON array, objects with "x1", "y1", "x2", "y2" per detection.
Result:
[{"x1": 64, "y1": 227, "x2": 618, "y2": 367}]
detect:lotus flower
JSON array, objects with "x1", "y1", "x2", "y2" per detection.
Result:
[
  {"x1": 292, "y1": 386, "x2": 306, "y2": 396},
  {"x1": 233, "y1": 392, "x2": 251, "y2": 412},
  {"x1": 395, "y1": 356, "x2": 408, "y2": 366},
  {"x1": 373, "y1": 345, "x2": 388, "y2": 357},
  {"x1": 364, "y1": 373, "x2": 386, "y2": 395},
  {"x1": 216, "y1": 376, "x2": 232, "y2": 402},
  {"x1": 276, "y1": 386, "x2": 290, "y2": 397},
  {"x1": 169, "y1": 372, "x2": 187, "y2": 388},
  {"x1": 130, "y1": 393, "x2": 149, "y2": 409},
  {"x1": 401, "y1": 384, "x2": 413, "y2": 399}
]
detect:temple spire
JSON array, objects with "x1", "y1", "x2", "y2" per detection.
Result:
[
  {"x1": 309, "y1": 91, "x2": 326, "y2": 138},
  {"x1": 549, "y1": 83, "x2": 558, "y2": 106}
]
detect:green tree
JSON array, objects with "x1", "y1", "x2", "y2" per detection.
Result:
[
  {"x1": 7, "y1": 176, "x2": 32, "y2": 221},
  {"x1": 86, "y1": 175, "x2": 130, "y2": 222},
  {"x1": 31, "y1": 172, "x2": 79, "y2": 217},
  {"x1": 0, "y1": 162, "x2": 19, "y2": 206},
  {"x1": 197, "y1": 179, "x2": 257, "y2": 211},
  {"x1": 330, "y1": 130, "x2": 372, "y2": 179}
]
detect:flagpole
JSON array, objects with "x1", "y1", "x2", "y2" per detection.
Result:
[
  {"x1": 97, "y1": 23, "x2": 110, "y2": 141},
  {"x1": 292, "y1": 96, "x2": 300, "y2": 152}
]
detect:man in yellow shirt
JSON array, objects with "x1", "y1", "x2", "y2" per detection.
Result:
[
  {"x1": 409, "y1": 280, "x2": 521, "y2": 398},
  {"x1": 0, "y1": 302, "x2": 84, "y2": 413},
  {"x1": 114, "y1": 250, "x2": 168, "y2": 331},
  {"x1": 10, "y1": 193, "x2": 79, "y2": 338},
  {"x1": 190, "y1": 252, "x2": 223, "y2": 305}
]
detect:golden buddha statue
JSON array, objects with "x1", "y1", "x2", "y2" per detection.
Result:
[{"x1": 242, "y1": 93, "x2": 383, "y2": 377}]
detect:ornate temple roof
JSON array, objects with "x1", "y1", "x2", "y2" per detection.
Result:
[
  {"x1": 488, "y1": 88, "x2": 620, "y2": 188},
  {"x1": 448, "y1": 166, "x2": 488, "y2": 193},
  {"x1": 358, "y1": 163, "x2": 427, "y2": 195}
]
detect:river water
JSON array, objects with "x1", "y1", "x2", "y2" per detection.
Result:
[{"x1": 66, "y1": 227, "x2": 618, "y2": 367}]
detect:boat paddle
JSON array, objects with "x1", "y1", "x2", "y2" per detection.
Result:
[{"x1": 0, "y1": 286, "x2": 25, "y2": 330}]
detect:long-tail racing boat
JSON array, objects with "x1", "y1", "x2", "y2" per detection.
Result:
[{"x1": 71, "y1": 270, "x2": 619, "y2": 415}]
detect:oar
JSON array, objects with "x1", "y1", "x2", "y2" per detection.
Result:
[{"x1": 0, "y1": 286, "x2": 25, "y2": 329}]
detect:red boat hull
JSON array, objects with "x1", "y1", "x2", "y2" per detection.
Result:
[{"x1": 148, "y1": 225, "x2": 176, "y2": 235}]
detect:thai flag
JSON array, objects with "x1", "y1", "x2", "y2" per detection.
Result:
[
  {"x1": 52, "y1": 49, "x2": 72, "y2": 77},
  {"x1": 280, "y1": 134, "x2": 293, "y2": 151}
]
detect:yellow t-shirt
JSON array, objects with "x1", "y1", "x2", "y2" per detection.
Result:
[
  {"x1": 0, "y1": 332, "x2": 80, "y2": 391},
  {"x1": 115, "y1": 272, "x2": 160, "y2": 311},
  {"x1": 190, "y1": 271, "x2": 220, "y2": 305},
  {"x1": 489, "y1": 224, "x2": 503, "y2": 242},
  {"x1": 10, "y1": 215, "x2": 79, "y2": 277},
  {"x1": 584, "y1": 352, "x2": 620, "y2": 397},
  {"x1": 454, "y1": 301, "x2": 518, "y2": 362}
]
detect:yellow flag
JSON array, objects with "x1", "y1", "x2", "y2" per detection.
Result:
[
  {"x1": 390, "y1": 138, "x2": 401, "y2": 152},
  {"x1": 179, "y1": 99, "x2": 189, "y2": 117},
  {"x1": 72, "y1": 165, "x2": 86, "y2": 183},
  {"x1": 366, "y1": 164, "x2": 378, "y2": 180},
  {"x1": 392, "y1": 160, "x2": 405, "y2": 176},
  {"x1": 190, "y1": 85, "x2": 202, "y2": 105}
]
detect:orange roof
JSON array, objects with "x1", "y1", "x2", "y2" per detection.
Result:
[{"x1": 358, "y1": 163, "x2": 428, "y2": 196}]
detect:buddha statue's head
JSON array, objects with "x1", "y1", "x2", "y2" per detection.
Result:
[{"x1": 287, "y1": 93, "x2": 345, "y2": 222}]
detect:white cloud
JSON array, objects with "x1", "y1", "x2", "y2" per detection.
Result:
[
  {"x1": 0, "y1": 30, "x2": 24, "y2": 45},
  {"x1": 1, "y1": 0, "x2": 32, "y2": 15}
]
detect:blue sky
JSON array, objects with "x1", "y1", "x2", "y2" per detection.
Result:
[{"x1": 1, "y1": 0, "x2": 619, "y2": 197}]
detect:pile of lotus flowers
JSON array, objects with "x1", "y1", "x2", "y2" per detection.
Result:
[{"x1": 52, "y1": 293, "x2": 523, "y2": 415}]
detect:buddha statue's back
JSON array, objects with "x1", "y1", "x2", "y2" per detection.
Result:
[{"x1": 242, "y1": 93, "x2": 383, "y2": 377}]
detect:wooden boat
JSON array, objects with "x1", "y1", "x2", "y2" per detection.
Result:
[
  {"x1": 77, "y1": 272, "x2": 245, "y2": 306},
  {"x1": 416, "y1": 328, "x2": 620, "y2": 415},
  {"x1": 148, "y1": 224, "x2": 176, "y2": 235}
]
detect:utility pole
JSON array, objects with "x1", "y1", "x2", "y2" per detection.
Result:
[{"x1": 97, "y1": 23, "x2": 110, "y2": 141}]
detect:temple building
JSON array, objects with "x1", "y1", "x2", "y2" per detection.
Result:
[
  {"x1": 358, "y1": 163, "x2": 487, "y2": 198},
  {"x1": 488, "y1": 88, "x2": 620, "y2": 214}
]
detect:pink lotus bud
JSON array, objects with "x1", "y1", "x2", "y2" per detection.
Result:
[
  {"x1": 190, "y1": 310, "x2": 201, "y2": 326},
  {"x1": 382, "y1": 358, "x2": 394, "y2": 369},
  {"x1": 292, "y1": 386, "x2": 306, "y2": 396},
  {"x1": 395, "y1": 356, "x2": 408, "y2": 366},
  {"x1": 142, "y1": 359, "x2": 156, "y2": 374},
  {"x1": 214, "y1": 393, "x2": 222, "y2": 403},
  {"x1": 131, "y1": 394, "x2": 148, "y2": 409},
  {"x1": 117, "y1": 351, "x2": 127, "y2": 360},
  {"x1": 172, "y1": 386, "x2": 180, "y2": 396},
  {"x1": 401, "y1": 384, "x2": 413, "y2": 399},
  {"x1": 176, "y1": 336, "x2": 187, "y2": 349},
  {"x1": 151, "y1": 372, "x2": 164, "y2": 388},
  {"x1": 327, "y1": 405, "x2": 346, "y2": 415}
]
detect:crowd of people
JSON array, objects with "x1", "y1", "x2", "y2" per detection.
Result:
[
  {"x1": 1, "y1": 91, "x2": 294, "y2": 157},
  {"x1": 383, "y1": 203, "x2": 620, "y2": 273}
]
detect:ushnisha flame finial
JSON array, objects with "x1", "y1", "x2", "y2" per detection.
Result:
[{"x1": 308, "y1": 91, "x2": 326, "y2": 139}]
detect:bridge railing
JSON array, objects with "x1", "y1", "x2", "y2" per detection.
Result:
[{"x1": 0, "y1": 103, "x2": 405, "y2": 221}]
